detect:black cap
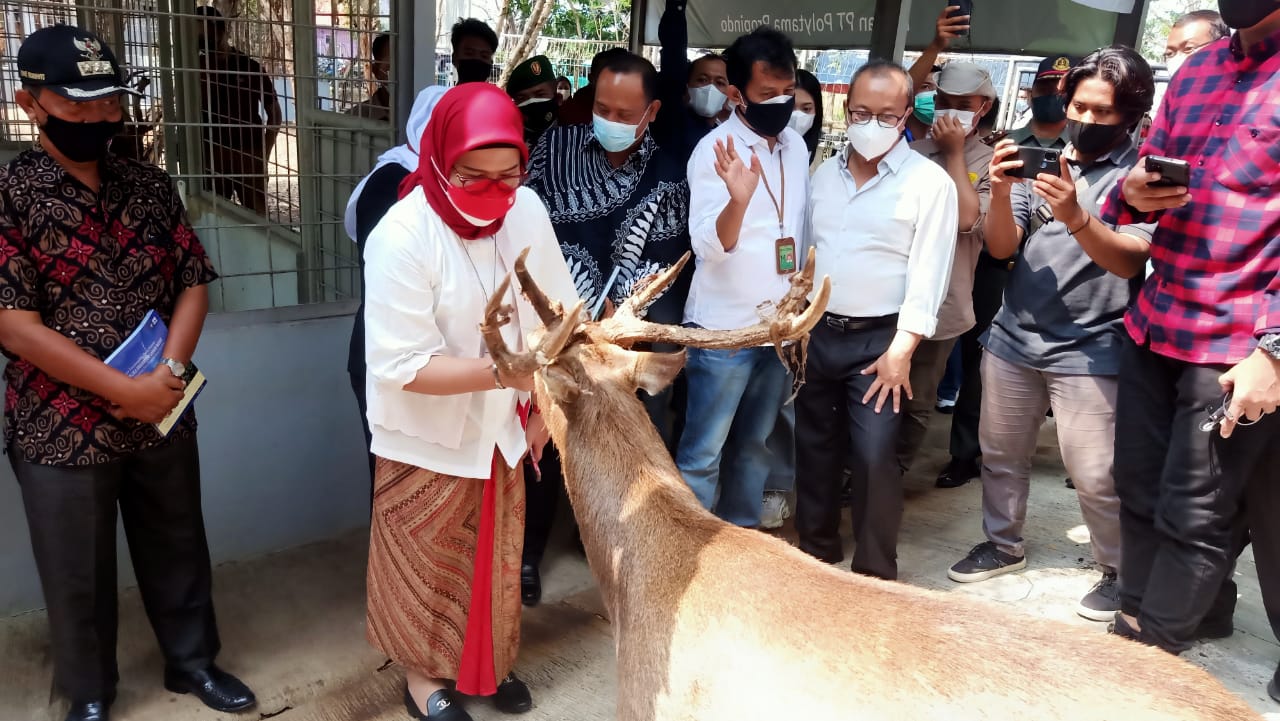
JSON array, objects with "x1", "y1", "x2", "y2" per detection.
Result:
[
  {"x1": 1035, "y1": 54, "x2": 1080, "y2": 81},
  {"x1": 17, "y1": 25, "x2": 137, "y2": 101}
]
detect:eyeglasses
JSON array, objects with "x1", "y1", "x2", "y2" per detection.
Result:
[
  {"x1": 846, "y1": 110, "x2": 906, "y2": 129},
  {"x1": 450, "y1": 170, "x2": 525, "y2": 194},
  {"x1": 1162, "y1": 42, "x2": 1211, "y2": 61}
]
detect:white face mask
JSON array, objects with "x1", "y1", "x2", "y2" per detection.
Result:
[
  {"x1": 933, "y1": 108, "x2": 977, "y2": 132},
  {"x1": 788, "y1": 110, "x2": 815, "y2": 135},
  {"x1": 1167, "y1": 53, "x2": 1188, "y2": 76},
  {"x1": 689, "y1": 84, "x2": 728, "y2": 118},
  {"x1": 846, "y1": 120, "x2": 903, "y2": 161}
]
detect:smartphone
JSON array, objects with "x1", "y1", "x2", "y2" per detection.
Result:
[
  {"x1": 1145, "y1": 155, "x2": 1191, "y2": 187},
  {"x1": 947, "y1": 0, "x2": 974, "y2": 37},
  {"x1": 1008, "y1": 146, "x2": 1061, "y2": 180}
]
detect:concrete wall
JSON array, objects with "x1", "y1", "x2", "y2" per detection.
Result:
[{"x1": 0, "y1": 303, "x2": 371, "y2": 616}]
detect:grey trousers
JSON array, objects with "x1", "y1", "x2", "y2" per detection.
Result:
[
  {"x1": 896, "y1": 336, "x2": 960, "y2": 473},
  {"x1": 978, "y1": 352, "x2": 1122, "y2": 571}
]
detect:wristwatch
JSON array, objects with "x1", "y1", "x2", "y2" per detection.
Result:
[
  {"x1": 160, "y1": 358, "x2": 187, "y2": 377},
  {"x1": 1259, "y1": 334, "x2": 1280, "y2": 362}
]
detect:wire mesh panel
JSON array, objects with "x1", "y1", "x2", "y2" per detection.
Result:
[{"x1": 0, "y1": 0, "x2": 397, "y2": 312}]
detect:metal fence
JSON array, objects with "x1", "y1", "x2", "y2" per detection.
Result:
[{"x1": 0, "y1": 0, "x2": 396, "y2": 312}]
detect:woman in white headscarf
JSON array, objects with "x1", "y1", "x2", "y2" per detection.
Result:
[{"x1": 347, "y1": 85, "x2": 449, "y2": 489}]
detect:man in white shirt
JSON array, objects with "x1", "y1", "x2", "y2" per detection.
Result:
[
  {"x1": 677, "y1": 27, "x2": 809, "y2": 528},
  {"x1": 795, "y1": 60, "x2": 959, "y2": 580}
]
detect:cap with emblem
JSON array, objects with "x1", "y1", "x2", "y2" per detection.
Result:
[
  {"x1": 1035, "y1": 54, "x2": 1079, "y2": 81},
  {"x1": 18, "y1": 25, "x2": 138, "y2": 101},
  {"x1": 505, "y1": 55, "x2": 555, "y2": 97},
  {"x1": 936, "y1": 62, "x2": 997, "y2": 99}
]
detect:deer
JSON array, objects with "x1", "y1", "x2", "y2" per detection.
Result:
[{"x1": 480, "y1": 247, "x2": 1262, "y2": 721}]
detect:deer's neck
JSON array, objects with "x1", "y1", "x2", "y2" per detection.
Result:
[{"x1": 546, "y1": 388, "x2": 714, "y2": 607}]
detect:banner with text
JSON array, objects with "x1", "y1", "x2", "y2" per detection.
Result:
[{"x1": 644, "y1": 0, "x2": 1121, "y2": 56}]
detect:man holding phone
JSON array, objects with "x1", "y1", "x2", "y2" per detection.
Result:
[
  {"x1": 1093, "y1": 2, "x2": 1280, "y2": 697},
  {"x1": 947, "y1": 47, "x2": 1156, "y2": 624}
]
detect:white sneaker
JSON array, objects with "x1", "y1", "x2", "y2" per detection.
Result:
[{"x1": 761, "y1": 491, "x2": 791, "y2": 530}]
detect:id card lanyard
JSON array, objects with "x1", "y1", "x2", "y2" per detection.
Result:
[{"x1": 759, "y1": 153, "x2": 796, "y2": 275}]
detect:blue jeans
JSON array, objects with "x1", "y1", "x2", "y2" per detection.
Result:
[
  {"x1": 764, "y1": 396, "x2": 796, "y2": 493},
  {"x1": 677, "y1": 346, "x2": 790, "y2": 527},
  {"x1": 937, "y1": 342, "x2": 963, "y2": 403}
]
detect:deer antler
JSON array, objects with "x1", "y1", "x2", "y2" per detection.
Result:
[
  {"x1": 596, "y1": 247, "x2": 830, "y2": 352},
  {"x1": 480, "y1": 272, "x2": 586, "y2": 381}
]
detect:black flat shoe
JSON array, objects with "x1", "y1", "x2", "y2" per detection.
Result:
[
  {"x1": 520, "y1": 564, "x2": 541, "y2": 607},
  {"x1": 164, "y1": 664, "x2": 256, "y2": 713},
  {"x1": 405, "y1": 687, "x2": 473, "y2": 720},
  {"x1": 494, "y1": 673, "x2": 533, "y2": 714},
  {"x1": 65, "y1": 700, "x2": 109, "y2": 721},
  {"x1": 936, "y1": 458, "x2": 979, "y2": 489}
]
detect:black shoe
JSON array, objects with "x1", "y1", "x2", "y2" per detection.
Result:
[
  {"x1": 947, "y1": 541, "x2": 1027, "y2": 583},
  {"x1": 936, "y1": 457, "x2": 979, "y2": 489},
  {"x1": 65, "y1": 701, "x2": 109, "y2": 721},
  {"x1": 520, "y1": 564, "x2": 541, "y2": 607},
  {"x1": 1077, "y1": 572, "x2": 1119, "y2": 622},
  {"x1": 1108, "y1": 611, "x2": 1142, "y2": 641},
  {"x1": 405, "y1": 687, "x2": 472, "y2": 720},
  {"x1": 164, "y1": 664, "x2": 256, "y2": 713},
  {"x1": 1268, "y1": 663, "x2": 1279, "y2": 704},
  {"x1": 1064, "y1": 477, "x2": 1075, "y2": 489},
  {"x1": 1195, "y1": 615, "x2": 1235, "y2": 640},
  {"x1": 494, "y1": 673, "x2": 533, "y2": 714}
]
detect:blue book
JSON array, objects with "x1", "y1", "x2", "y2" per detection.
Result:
[{"x1": 103, "y1": 310, "x2": 207, "y2": 436}]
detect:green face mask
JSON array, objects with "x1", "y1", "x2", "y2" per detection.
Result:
[{"x1": 913, "y1": 90, "x2": 936, "y2": 124}]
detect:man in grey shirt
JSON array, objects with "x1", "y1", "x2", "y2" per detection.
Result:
[{"x1": 946, "y1": 47, "x2": 1156, "y2": 623}]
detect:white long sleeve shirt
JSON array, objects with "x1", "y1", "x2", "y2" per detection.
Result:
[
  {"x1": 684, "y1": 111, "x2": 811, "y2": 331},
  {"x1": 363, "y1": 186, "x2": 580, "y2": 478},
  {"x1": 807, "y1": 140, "x2": 959, "y2": 338}
]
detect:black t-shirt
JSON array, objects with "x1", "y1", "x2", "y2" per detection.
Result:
[
  {"x1": 199, "y1": 48, "x2": 270, "y2": 149},
  {"x1": 348, "y1": 163, "x2": 412, "y2": 376}
]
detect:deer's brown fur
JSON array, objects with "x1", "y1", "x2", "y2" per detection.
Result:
[{"x1": 483, "y1": 249, "x2": 1261, "y2": 721}]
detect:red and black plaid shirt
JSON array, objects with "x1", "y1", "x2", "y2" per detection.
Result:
[{"x1": 1101, "y1": 28, "x2": 1280, "y2": 365}]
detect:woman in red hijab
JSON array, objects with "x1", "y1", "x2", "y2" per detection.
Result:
[{"x1": 362, "y1": 82, "x2": 580, "y2": 721}]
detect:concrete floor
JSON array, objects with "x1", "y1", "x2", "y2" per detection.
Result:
[{"x1": 2, "y1": 417, "x2": 1278, "y2": 721}]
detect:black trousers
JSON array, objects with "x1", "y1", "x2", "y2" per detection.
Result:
[
  {"x1": 349, "y1": 367, "x2": 376, "y2": 490},
  {"x1": 795, "y1": 320, "x2": 903, "y2": 580},
  {"x1": 1114, "y1": 338, "x2": 1280, "y2": 653},
  {"x1": 949, "y1": 257, "x2": 1011, "y2": 462},
  {"x1": 13, "y1": 437, "x2": 220, "y2": 702},
  {"x1": 522, "y1": 444, "x2": 565, "y2": 568}
]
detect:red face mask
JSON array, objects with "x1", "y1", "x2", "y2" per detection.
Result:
[{"x1": 434, "y1": 160, "x2": 519, "y2": 227}]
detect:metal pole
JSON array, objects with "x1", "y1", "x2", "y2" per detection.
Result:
[
  {"x1": 411, "y1": 0, "x2": 436, "y2": 99},
  {"x1": 392, "y1": 0, "x2": 417, "y2": 143},
  {"x1": 629, "y1": 0, "x2": 646, "y2": 52},
  {"x1": 1112, "y1": 0, "x2": 1149, "y2": 48},
  {"x1": 868, "y1": 0, "x2": 912, "y2": 63}
]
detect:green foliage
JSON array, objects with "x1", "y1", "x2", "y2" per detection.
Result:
[
  {"x1": 509, "y1": 0, "x2": 632, "y2": 42},
  {"x1": 1138, "y1": 0, "x2": 1219, "y2": 64}
]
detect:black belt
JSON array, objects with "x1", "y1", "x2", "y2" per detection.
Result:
[
  {"x1": 978, "y1": 253, "x2": 1016, "y2": 272},
  {"x1": 823, "y1": 312, "x2": 898, "y2": 333}
]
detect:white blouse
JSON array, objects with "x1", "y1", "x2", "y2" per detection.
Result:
[{"x1": 363, "y1": 186, "x2": 580, "y2": 479}]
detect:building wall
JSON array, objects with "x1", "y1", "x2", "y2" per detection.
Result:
[{"x1": 0, "y1": 304, "x2": 371, "y2": 616}]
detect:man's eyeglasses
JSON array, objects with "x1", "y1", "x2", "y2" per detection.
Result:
[
  {"x1": 1162, "y1": 42, "x2": 1211, "y2": 61},
  {"x1": 846, "y1": 109, "x2": 905, "y2": 129}
]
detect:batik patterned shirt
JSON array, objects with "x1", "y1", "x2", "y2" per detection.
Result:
[{"x1": 0, "y1": 150, "x2": 218, "y2": 466}]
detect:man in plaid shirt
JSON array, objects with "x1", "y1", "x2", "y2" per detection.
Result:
[{"x1": 1089, "y1": 1, "x2": 1280, "y2": 697}]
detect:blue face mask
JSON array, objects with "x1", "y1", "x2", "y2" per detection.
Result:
[
  {"x1": 592, "y1": 108, "x2": 649, "y2": 153},
  {"x1": 912, "y1": 90, "x2": 936, "y2": 124}
]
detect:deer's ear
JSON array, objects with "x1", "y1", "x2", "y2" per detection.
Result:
[
  {"x1": 540, "y1": 364, "x2": 581, "y2": 404},
  {"x1": 631, "y1": 350, "x2": 686, "y2": 397}
]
